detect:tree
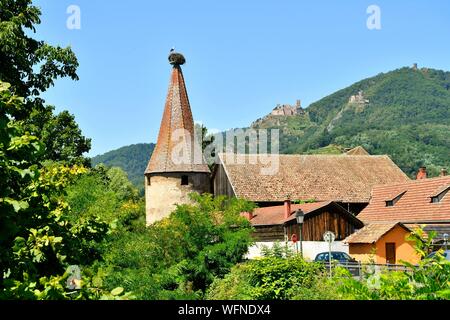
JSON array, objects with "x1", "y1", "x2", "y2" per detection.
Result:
[
  {"x1": 0, "y1": 0, "x2": 78, "y2": 100},
  {"x1": 206, "y1": 256, "x2": 331, "y2": 300},
  {"x1": 23, "y1": 105, "x2": 91, "y2": 165},
  {"x1": 195, "y1": 124, "x2": 215, "y2": 169},
  {"x1": 0, "y1": 0, "x2": 91, "y2": 164},
  {"x1": 99, "y1": 193, "x2": 256, "y2": 299},
  {"x1": 0, "y1": 82, "x2": 114, "y2": 299}
]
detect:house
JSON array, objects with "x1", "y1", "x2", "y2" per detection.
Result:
[
  {"x1": 244, "y1": 200, "x2": 364, "y2": 260},
  {"x1": 344, "y1": 222, "x2": 420, "y2": 264},
  {"x1": 357, "y1": 174, "x2": 450, "y2": 243},
  {"x1": 213, "y1": 152, "x2": 410, "y2": 215}
]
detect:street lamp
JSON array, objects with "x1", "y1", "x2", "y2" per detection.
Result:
[{"x1": 295, "y1": 210, "x2": 305, "y2": 258}]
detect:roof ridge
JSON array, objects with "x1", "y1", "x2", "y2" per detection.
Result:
[
  {"x1": 218, "y1": 152, "x2": 391, "y2": 158},
  {"x1": 374, "y1": 175, "x2": 450, "y2": 188}
]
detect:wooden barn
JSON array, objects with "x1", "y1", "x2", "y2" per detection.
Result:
[{"x1": 244, "y1": 200, "x2": 364, "y2": 242}]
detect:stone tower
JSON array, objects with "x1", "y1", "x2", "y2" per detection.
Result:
[{"x1": 144, "y1": 51, "x2": 210, "y2": 225}]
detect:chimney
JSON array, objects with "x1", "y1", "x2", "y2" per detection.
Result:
[
  {"x1": 284, "y1": 196, "x2": 292, "y2": 219},
  {"x1": 440, "y1": 168, "x2": 448, "y2": 177},
  {"x1": 416, "y1": 166, "x2": 427, "y2": 180},
  {"x1": 240, "y1": 211, "x2": 253, "y2": 221}
]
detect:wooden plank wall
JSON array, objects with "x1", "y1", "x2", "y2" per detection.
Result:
[
  {"x1": 287, "y1": 211, "x2": 357, "y2": 241},
  {"x1": 213, "y1": 164, "x2": 235, "y2": 198},
  {"x1": 252, "y1": 225, "x2": 285, "y2": 242}
]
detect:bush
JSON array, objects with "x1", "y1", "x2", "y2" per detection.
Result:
[
  {"x1": 95, "y1": 193, "x2": 255, "y2": 299},
  {"x1": 207, "y1": 255, "x2": 330, "y2": 300}
]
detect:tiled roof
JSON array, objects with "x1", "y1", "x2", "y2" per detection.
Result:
[
  {"x1": 218, "y1": 153, "x2": 409, "y2": 203},
  {"x1": 358, "y1": 176, "x2": 450, "y2": 223},
  {"x1": 250, "y1": 201, "x2": 332, "y2": 226},
  {"x1": 145, "y1": 57, "x2": 210, "y2": 174},
  {"x1": 404, "y1": 223, "x2": 450, "y2": 241},
  {"x1": 346, "y1": 146, "x2": 370, "y2": 156},
  {"x1": 344, "y1": 222, "x2": 412, "y2": 244}
]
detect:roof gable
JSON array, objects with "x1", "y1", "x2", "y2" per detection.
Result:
[{"x1": 346, "y1": 146, "x2": 370, "y2": 155}]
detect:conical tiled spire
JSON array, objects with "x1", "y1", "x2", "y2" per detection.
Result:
[{"x1": 145, "y1": 52, "x2": 210, "y2": 174}]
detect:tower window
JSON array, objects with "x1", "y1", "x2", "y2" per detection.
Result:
[{"x1": 181, "y1": 175, "x2": 189, "y2": 185}]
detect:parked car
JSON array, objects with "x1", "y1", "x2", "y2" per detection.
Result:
[
  {"x1": 314, "y1": 251, "x2": 357, "y2": 263},
  {"x1": 426, "y1": 249, "x2": 450, "y2": 261},
  {"x1": 314, "y1": 251, "x2": 360, "y2": 276}
]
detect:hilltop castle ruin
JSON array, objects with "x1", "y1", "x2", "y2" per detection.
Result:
[
  {"x1": 348, "y1": 91, "x2": 369, "y2": 104},
  {"x1": 270, "y1": 100, "x2": 303, "y2": 116}
]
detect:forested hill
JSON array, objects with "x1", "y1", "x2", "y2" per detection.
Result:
[
  {"x1": 91, "y1": 143, "x2": 154, "y2": 193},
  {"x1": 252, "y1": 66, "x2": 450, "y2": 177},
  {"x1": 93, "y1": 66, "x2": 450, "y2": 184}
]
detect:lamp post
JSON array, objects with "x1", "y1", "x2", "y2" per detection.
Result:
[{"x1": 295, "y1": 210, "x2": 304, "y2": 259}]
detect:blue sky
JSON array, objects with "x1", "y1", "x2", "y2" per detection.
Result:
[{"x1": 33, "y1": 0, "x2": 450, "y2": 156}]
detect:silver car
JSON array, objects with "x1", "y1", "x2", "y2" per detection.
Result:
[{"x1": 426, "y1": 249, "x2": 450, "y2": 261}]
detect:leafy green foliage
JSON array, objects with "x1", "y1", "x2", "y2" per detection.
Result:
[
  {"x1": 260, "y1": 241, "x2": 295, "y2": 259},
  {"x1": 321, "y1": 227, "x2": 450, "y2": 300},
  {"x1": 0, "y1": 0, "x2": 78, "y2": 98},
  {"x1": 23, "y1": 105, "x2": 91, "y2": 165},
  {"x1": 253, "y1": 67, "x2": 450, "y2": 177},
  {"x1": 91, "y1": 143, "x2": 155, "y2": 194},
  {"x1": 96, "y1": 194, "x2": 255, "y2": 299},
  {"x1": 208, "y1": 226, "x2": 450, "y2": 300},
  {"x1": 207, "y1": 256, "x2": 329, "y2": 300},
  {"x1": 0, "y1": 0, "x2": 90, "y2": 165},
  {"x1": 65, "y1": 165, "x2": 142, "y2": 228},
  {"x1": 0, "y1": 82, "x2": 120, "y2": 299}
]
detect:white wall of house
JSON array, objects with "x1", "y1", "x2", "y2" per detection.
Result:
[{"x1": 246, "y1": 241, "x2": 349, "y2": 261}]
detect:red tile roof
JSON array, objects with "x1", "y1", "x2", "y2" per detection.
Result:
[
  {"x1": 358, "y1": 176, "x2": 450, "y2": 223},
  {"x1": 250, "y1": 202, "x2": 332, "y2": 226},
  {"x1": 218, "y1": 153, "x2": 410, "y2": 203},
  {"x1": 250, "y1": 201, "x2": 363, "y2": 228},
  {"x1": 146, "y1": 54, "x2": 210, "y2": 174}
]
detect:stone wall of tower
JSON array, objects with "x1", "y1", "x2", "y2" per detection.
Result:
[{"x1": 145, "y1": 172, "x2": 211, "y2": 225}]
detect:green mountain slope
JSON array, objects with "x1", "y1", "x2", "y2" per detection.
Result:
[
  {"x1": 91, "y1": 143, "x2": 154, "y2": 193},
  {"x1": 93, "y1": 66, "x2": 450, "y2": 183},
  {"x1": 252, "y1": 66, "x2": 450, "y2": 177}
]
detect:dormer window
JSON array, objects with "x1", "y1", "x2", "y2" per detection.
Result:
[
  {"x1": 430, "y1": 186, "x2": 450, "y2": 203},
  {"x1": 385, "y1": 191, "x2": 406, "y2": 207}
]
